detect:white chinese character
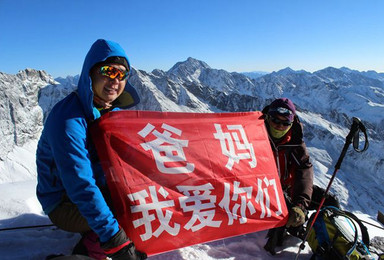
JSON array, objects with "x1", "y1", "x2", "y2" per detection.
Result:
[
  {"x1": 218, "y1": 181, "x2": 256, "y2": 225},
  {"x1": 255, "y1": 177, "x2": 283, "y2": 218},
  {"x1": 139, "y1": 123, "x2": 195, "y2": 174},
  {"x1": 177, "y1": 183, "x2": 222, "y2": 232},
  {"x1": 127, "y1": 186, "x2": 180, "y2": 241},
  {"x1": 213, "y1": 124, "x2": 257, "y2": 170}
]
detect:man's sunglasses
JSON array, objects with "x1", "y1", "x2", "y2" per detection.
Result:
[
  {"x1": 269, "y1": 116, "x2": 292, "y2": 126},
  {"x1": 99, "y1": 65, "x2": 129, "y2": 81}
]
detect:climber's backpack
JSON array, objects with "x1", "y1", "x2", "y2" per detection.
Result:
[{"x1": 307, "y1": 206, "x2": 372, "y2": 260}]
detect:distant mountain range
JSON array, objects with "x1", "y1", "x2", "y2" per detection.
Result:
[
  {"x1": 241, "y1": 71, "x2": 269, "y2": 79},
  {"x1": 1, "y1": 57, "x2": 383, "y2": 216}
]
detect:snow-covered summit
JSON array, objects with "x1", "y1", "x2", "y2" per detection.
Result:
[
  {"x1": 168, "y1": 57, "x2": 211, "y2": 78},
  {"x1": 15, "y1": 68, "x2": 55, "y2": 83},
  {"x1": 275, "y1": 67, "x2": 297, "y2": 75}
]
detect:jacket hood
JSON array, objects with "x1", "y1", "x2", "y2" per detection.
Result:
[{"x1": 77, "y1": 39, "x2": 140, "y2": 120}]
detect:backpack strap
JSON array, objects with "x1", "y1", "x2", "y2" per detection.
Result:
[
  {"x1": 325, "y1": 207, "x2": 370, "y2": 249},
  {"x1": 340, "y1": 210, "x2": 370, "y2": 248}
]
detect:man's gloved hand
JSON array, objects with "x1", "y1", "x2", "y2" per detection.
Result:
[
  {"x1": 101, "y1": 228, "x2": 147, "y2": 260},
  {"x1": 286, "y1": 205, "x2": 306, "y2": 228}
]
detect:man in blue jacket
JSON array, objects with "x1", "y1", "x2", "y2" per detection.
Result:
[{"x1": 36, "y1": 39, "x2": 146, "y2": 260}]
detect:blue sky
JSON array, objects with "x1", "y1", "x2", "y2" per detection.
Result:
[{"x1": 1, "y1": 0, "x2": 383, "y2": 77}]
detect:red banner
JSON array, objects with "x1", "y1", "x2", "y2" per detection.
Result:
[{"x1": 90, "y1": 110, "x2": 288, "y2": 256}]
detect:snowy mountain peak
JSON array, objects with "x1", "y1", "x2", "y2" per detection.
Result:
[
  {"x1": 151, "y1": 68, "x2": 166, "y2": 77},
  {"x1": 167, "y1": 57, "x2": 211, "y2": 77},
  {"x1": 314, "y1": 66, "x2": 384, "y2": 87},
  {"x1": 314, "y1": 66, "x2": 347, "y2": 78},
  {"x1": 55, "y1": 75, "x2": 80, "y2": 85},
  {"x1": 274, "y1": 67, "x2": 296, "y2": 75},
  {"x1": 339, "y1": 66, "x2": 355, "y2": 73},
  {"x1": 339, "y1": 67, "x2": 384, "y2": 80},
  {"x1": 361, "y1": 70, "x2": 384, "y2": 81},
  {"x1": 16, "y1": 68, "x2": 56, "y2": 84},
  {"x1": 242, "y1": 71, "x2": 269, "y2": 79}
]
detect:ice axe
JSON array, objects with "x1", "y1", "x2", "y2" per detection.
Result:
[{"x1": 294, "y1": 117, "x2": 369, "y2": 260}]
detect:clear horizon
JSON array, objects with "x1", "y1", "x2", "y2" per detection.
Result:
[{"x1": 1, "y1": 0, "x2": 383, "y2": 77}]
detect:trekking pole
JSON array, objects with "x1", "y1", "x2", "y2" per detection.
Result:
[
  {"x1": 0, "y1": 224, "x2": 55, "y2": 232},
  {"x1": 294, "y1": 117, "x2": 369, "y2": 260}
]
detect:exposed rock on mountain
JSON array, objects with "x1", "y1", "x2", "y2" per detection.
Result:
[{"x1": 0, "y1": 69, "x2": 56, "y2": 160}]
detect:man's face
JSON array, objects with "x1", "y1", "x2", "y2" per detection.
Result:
[{"x1": 91, "y1": 64, "x2": 127, "y2": 104}]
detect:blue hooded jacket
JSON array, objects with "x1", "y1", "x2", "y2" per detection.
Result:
[{"x1": 36, "y1": 39, "x2": 140, "y2": 242}]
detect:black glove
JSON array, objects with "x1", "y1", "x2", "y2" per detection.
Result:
[{"x1": 101, "y1": 228, "x2": 147, "y2": 260}]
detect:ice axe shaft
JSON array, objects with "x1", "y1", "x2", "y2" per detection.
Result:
[{"x1": 295, "y1": 117, "x2": 369, "y2": 260}]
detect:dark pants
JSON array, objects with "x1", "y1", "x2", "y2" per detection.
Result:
[
  {"x1": 48, "y1": 187, "x2": 114, "y2": 234},
  {"x1": 48, "y1": 199, "x2": 91, "y2": 234},
  {"x1": 48, "y1": 196, "x2": 109, "y2": 258}
]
